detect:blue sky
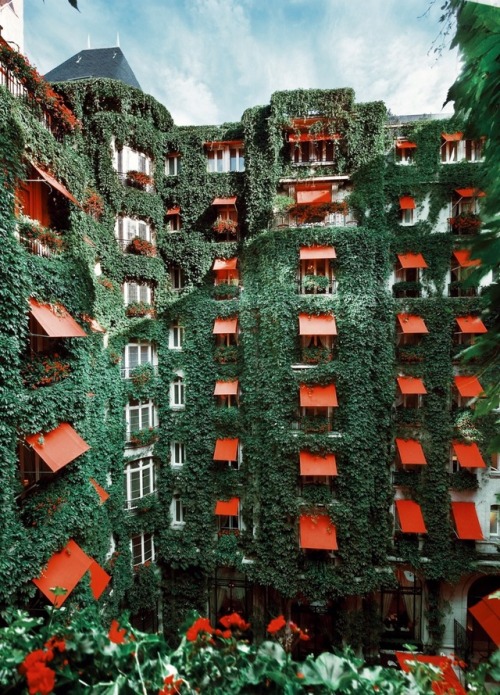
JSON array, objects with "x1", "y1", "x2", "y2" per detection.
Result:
[{"x1": 23, "y1": 0, "x2": 461, "y2": 125}]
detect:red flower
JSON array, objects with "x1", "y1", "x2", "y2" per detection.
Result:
[
  {"x1": 219, "y1": 612, "x2": 250, "y2": 631},
  {"x1": 267, "y1": 615, "x2": 287, "y2": 633},
  {"x1": 109, "y1": 619, "x2": 127, "y2": 644},
  {"x1": 44, "y1": 636, "x2": 66, "y2": 653},
  {"x1": 158, "y1": 673, "x2": 184, "y2": 695},
  {"x1": 215, "y1": 628, "x2": 232, "y2": 639},
  {"x1": 186, "y1": 617, "x2": 214, "y2": 642},
  {"x1": 19, "y1": 650, "x2": 56, "y2": 695}
]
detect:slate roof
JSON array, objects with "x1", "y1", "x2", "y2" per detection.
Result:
[{"x1": 44, "y1": 47, "x2": 141, "y2": 90}]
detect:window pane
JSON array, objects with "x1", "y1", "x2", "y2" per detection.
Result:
[
  {"x1": 140, "y1": 345, "x2": 150, "y2": 364},
  {"x1": 129, "y1": 409, "x2": 140, "y2": 431},
  {"x1": 130, "y1": 469, "x2": 141, "y2": 499},
  {"x1": 141, "y1": 404, "x2": 151, "y2": 429},
  {"x1": 216, "y1": 150, "x2": 224, "y2": 172},
  {"x1": 128, "y1": 346, "x2": 139, "y2": 369},
  {"x1": 128, "y1": 284, "x2": 138, "y2": 303},
  {"x1": 139, "y1": 285, "x2": 149, "y2": 303},
  {"x1": 230, "y1": 149, "x2": 237, "y2": 172}
]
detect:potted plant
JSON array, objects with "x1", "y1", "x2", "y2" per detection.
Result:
[{"x1": 212, "y1": 218, "x2": 237, "y2": 235}]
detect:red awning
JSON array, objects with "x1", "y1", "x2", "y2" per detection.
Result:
[
  {"x1": 452, "y1": 250, "x2": 481, "y2": 268},
  {"x1": 29, "y1": 298, "x2": 87, "y2": 338},
  {"x1": 399, "y1": 196, "x2": 416, "y2": 210},
  {"x1": 89, "y1": 478, "x2": 109, "y2": 504},
  {"x1": 296, "y1": 188, "x2": 331, "y2": 205},
  {"x1": 299, "y1": 313, "x2": 337, "y2": 336},
  {"x1": 469, "y1": 595, "x2": 500, "y2": 647},
  {"x1": 166, "y1": 206, "x2": 180, "y2": 215},
  {"x1": 396, "y1": 652, "x2": 466, "y2": 695},
  {"x1": 300, "y1": 384, "x2": 338, "y2": 407},
  {"x1": 299, "y1": 515, "x2": 337, "y2": 550},
  {"x1": 455, "y1": 316, "x2": 487, "y2": 334},
  {"x1": 205, "y1": 140, "x2": 243, "y2": 148},
  {"x1": 299, "y1": 451, "x2": 337, "y2": 476},
  {"x1": 26, "y1": 423, "x2": 90, "y2": 473},
  {"x1": 451, "y1": 502, "x2": 483, "y2": 540},
  {"x1": 213, "y1": 438, "x2": 239, "y2": 461},
  {"x1": 396, "y1": 140, "x2": 417, "y2": 149},
  {"x1": 395, "y1": 500, "x2": 427, "y2": 534},
  {"x1": 397, "y1": 313, "x2": 429, "y2": 335},
  {"x1": 89, "y1": 559, "x2": 111, "y2": 599},
  {"x1": 455, "y1": 188, "x2": 485, "y2": 198},
  {"x1": 288, "y1": 133, "x2": 340, "y2": 142},
  {"x1": 395, "y1": 439, "x2": 427, "y2": 466},
  {"x1": 213, "y1": 258, "x2": 237, "y2": 271},
  {"x1": 452, "y1": 441, "x2": 486, "y2": 469},
  {"x1": 454, "y1": 375, "x2": 484, "y2": 398},
  {"x1": 215, "y1": 498, "x2": 239, "y2": 516},
  {"x1": 397, "y1": 253, "x2": 428, "y2": 269},
  {"x1": 32, "y1": 539, "x2": 93, "y2": 606},
  {"x1": 299, "y1": 245, "x2": 336, "y2": 260},
  {"x1": 214, "y1": 380, "x2": 239, "y2": 396},
  {"x1": 442, "y1": 132, "x2": 463, "y2": 142},
  {"x1": 213, "y1": 197, "x2": 237, "y2": 206},
  {"x1": 213, "y1": 317, "x2": 238, "y2": 334},
  {"x1": 397, "y1": 376, "x2": 427, "y2": 395},
  {"x1": 31, "y1": 163, "x2": 80, "y2": 207}
]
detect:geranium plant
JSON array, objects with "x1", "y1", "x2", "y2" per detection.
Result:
[
  {"x1": 212, "y1": 217, "x2": 237, "y2": 235},
  {"x1": 126, "y1": 170, "x2": 153, "y2": 189},
  {"x1": 127, "y1": 236, "x2": 157, "y2": 256}
]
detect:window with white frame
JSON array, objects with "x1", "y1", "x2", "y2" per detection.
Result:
[
  {"x1": 116, "y1": 217, "x2": 153, "y2": 245},
  {"x1": 490, "y1": 453, "x2": 500, "y2": 474},
  {"x1": 170, "y1": 266, "x2": 184, "y2": 292},
  {"x1": 464, "y1": 139, "x2": 484, "y2": 162},
  {"x1": 170, "y1": 372, "x2": 185, "y2": 409},
  {"x1": 124, "y1": 457, "x2": 156, "y2": 510},
  {"x1": 131, "y1": 532, "x2": 155, "y2": 566},
  {"x1": 169, "y1": 323, "x2": 184, "y2": 350},
  {"x1": 206, "y1": 143, "x2": 245, "y2": 172},
  {"x1": 171, "y1": 441, "x2": 186, "y2": 467},
  {"x1": 122, "y1": 341, "x2": 157, "y2": 378},
  {"x1": 401, "y1": 208, "x2": 415, "y2": 226},
  {"x1": 167, "y1": 212, "x2": 181, "y2": 233},
  {"x1": 441, "y1": 137, "x2": 460, "y2": 163},
  {"x1": 218, "y1": 511, "x2": 240, "y2": 533},
  {"x1": 299, "y1": 258, "x2": 335, "y2": 295},
  {"x1": 123, "y1": 282, "x2": 152, "y2": 306},
  {"x1": 170, "y1": 495, "x2": 185, "y2": 527},
  {"x1": 489, "y1": 505, "x2": 500, "y2": 537},
  {"x1": 291, "y1": 139, "x2": 335, "y2": 165},
  {"x1": 166, "y1": 153, "x2": 181, "y2": 176},
  {"x1": 125, "y1": 399, "x2": 157, "y2": 441},
  {"x1": 113, "y1": 142, "x2": 152, "y2": 176}
]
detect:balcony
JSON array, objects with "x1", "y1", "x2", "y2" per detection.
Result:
[
  {"x1": 448, "y1": 281, "x2": 478, "y2": 298},
  {"x1": 295, "y1": 415, "x2": 334, "y2": 434},
  {"x1": 117, "y1": 171, "x2": 154, "y2": 193},
  {"x1": 275, "y1": 209, "x2": 357, "y2": 229},
  {"x1": 299, "y1": 275, "x2": 337, "y2": 295},
  {"x1": 449, "y1": 214, "x2": 481, "y2": 235},
  {"x1": 116, "y1": 237, "x2": 156, "y2": 256}
]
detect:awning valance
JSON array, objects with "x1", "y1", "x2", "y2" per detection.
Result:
[
  {"x1": 396, "y1": 653, "x2": 466, "y2": 694},
  {"x1": 213, "y1": 317, "x2": 238, "y2": 334},
  {"x1": 396, "y1": 140, "x2": 417, "y2": 149},
  {"x1": 397, "y1": 376, "x2": 427, "y2": 395},
  {"x1": 213, "y1": 258, "x2": 237, "y2": 271},
  {"x1": 452, "y1": 441, "x2": 486, "y2": 469},
  {"x1": 215, "y1": 498, "x2": 239, "y2": 516},
  {"x1": 89, "y1": 559, "x2": 111, "y2": 600},
  {"x1": 213, "y1": 197, "x2": 237, "y2": 206},
  {"x1": 29, "y1": 298, "x2": 87, "y2": 338},
  {"x1": 31, "y1": 163, "x2": 80, "y2": 207},
  {"x1": 395, "y1": 438, "x2": 427, "y2": 466},
  {"x1": 299, "y1": 515, "x2": 337, "y2": 550},
  {"x1": 455, "y1": 187, "x2": 485, "y2": 198},
  {"x1": 296, "y1": 188, "x2": 331, "y2": 204},
  {"x1": 26, "y1": 423, "x2": 90, "y2": 473},
  {"x1": 469, "y1": 595, "x2": 500, "y2": 647},
  {"x1": 205, "y1": 140, "x2": 243, "y2": 148},
  {"x1": 299, "y1": 313, "x2": 337, "y2": 336},
  {"x1": 399, "y1": 196, "x2": 416, "y2": 210},
  {"x1": 300, "y1": 384, "x2": 338, "y2": 407},
  {"x1": 214, "y1": 380, "x2": 239, "y2": 396},
  {"x1": 452, "y1": 249, "x2": 480, "y2": 268},
  {"x1": 90, "y1": 478, "x2": 109, "y2": 504},
  {"x1": 166, "y1": 206, "x2": 180, "y2": 215},
  {"x1": 299, "y1": 245, "x2": 336, "y2": 260},
  {"x1": 289, "y1": 133, "x2": 339, "y2": 142},
  {"x1": 451, "y1": 502, "x2": 483, "y2": 540},
  {"x1": 299, "y1": 451, "x2": 337, "y2": 476},
  {"x1": 397, "y1": 313, "x2": 428, "y2": 335},
  {"x1": 442, "y1": 132, "x2": 463, "y2": 142},
  {"x1": 397, "y1": 253, "x2": 427, "y2": 269},
  {"x1": 395, "y1": 500, "x2": 427, "y2": 534},
  {"x1": 456, "y1": 316, "x2": 487, "y2": 334},
  {"x1": 32, "y1": 539, "x2": 93, "y2": 606},
  {"x1": 213, "y1": 438, "x2": 239, "y2": 461},
  {"x1": 454, "y1": 375, "x2": 484, "y2": 398}
]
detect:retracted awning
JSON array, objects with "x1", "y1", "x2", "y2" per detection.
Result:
[
  {"x1": 397, "y1": 253, "x2": 427, "y2": 269},
  {"x1": 213, "y1": 258, "x2": 238, "y2": 271},
  {"x1": 452, "y1": 250, "x2": 481, "y2": 268},
  {"x1": 455, "y1": 188, "x2": 485, "y2": 198},
  {"x1": 89, "y1": 559, "x2": 111, "y2": 600},
  {"x1": 399, "y1": 196, "x2": 415, "y2": 210},
  {"x1": 215, "y1": 498, "x2": 239, "y2": 516},
  {"x1": 469, "y1": 595, "x2": 500, "y2": 647},
  {"x1": 32, "y1": 539, "x2": 93, "y2": 606},
  {"x1": 213, "y1": 438, "x2": 239, "y2": 461},
  {"x1": 90, "y1": 478, "x2": 109, "y2": 504},
  {"x1": 166, "y1": 206, "x2": 180, "y2": 215},
  {"x1": 29, "y1": 298, "x2": 87, "y2": 338},
  {"x1": 299, "y1": 515, "x2": 337, "y2": 550},
  {"x1": 31, "y1": 163, "x2": 80, "y2": 207},
  {"x1": 395, "y1": 438, "x2": 427, "y2": 466},
  {"x1": 289, "y1": 133, "x2": 340, "y2": 142},
  {"x1": 451, "y1": 502, "x2": 483, "y2": 540},
  {"x1": 452, "y1": 441, "x2": 486, "y2": 469},
  {"x1": 396, "y1": 140, "x2": 417, "y2": 149},
  {"x1": 214, "y1": 380, "x2": 239, "y2": 396},
  {"x1": 397, "y1": 376, "x2": 427, "y2": 395},
  {"x1": 454, "y1": 375, "x2": 484, "y2": 398},
  {"x1": 299, "y1": 245, "x2": 336, "y2": 260},
  {"x1": 455, "y1": 316, "x2": 487, "y2": 334},
  {"x1": 26, "y1": 423, "x2": 90, "y2": 473},
  {"x1": 300, "y1": 384, "x2": 338, "y2": 407},
  {"x1": 397, "y1": 313, "x2": 429, "y2": 334},
  {"x1": 395, "y1": 500, "x2": 427, "y2": 534},
  {"x1": 213, "y1": 317, "x2": 238, "y2": 334},
  {"x1": 296, "y1": 188, "x2": 331, "y2": 204},
  {"x1": 299, "y1": 313, "x2": 337, "y2": 336},
  {"x1": 213, "y1": 197, "x2": 237, "y2": 206},
  {"x1": 299, "y1": 451, "x2": 337, "y2": 476},
  {"x1": 442, "y1": 132, "x2": 463, "y2": 142}
]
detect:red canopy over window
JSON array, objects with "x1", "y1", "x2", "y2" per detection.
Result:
[
  {"x1": 296, "y1": 188, "x2": 331, "y2": 204},
  {"x1": 289, "y1": 133, "x2": 340, "y2": 142},
  {"x1": 455, "y1": 188, "x2": 485, "y2": 198},
  {"x1": 32, "y1": 539, "x2": 93, "y2": 606},
  {"x1": 452, "y1": 441, "x2": 486, "y2": 469},
  {"x1": 213, "y1": 197, "x2": 237, "y2": 206},
  {"x1": 300, "y1": 384, "x2": 338, "y2": 407},
  {"x1": 455, "y1": 316, "x2": 487, "y2": 334},
  {"x1": 299, "y1": 313, "x2": 337, "y2": 336},
  {"x1": 213, "y1": 317, "x2": 238, "y2": 334},
  {"x1": 215, "y1": 498, "x2": 239, "y2": 516},
  {"x1": 299, "y1": 515, "x2": 337, "y2": 550},
  {"x1": 395, "y1": 500, "x2": 427, "y2": 534},
  {"x1": 299, "y1": 245, "x2": 336, "y2": 260},
  {"x1": 451, "y1": 502, "x2": 483, "y2": 540},
  {"x1": 397, "y1": 314, "x2": 429, "y2": 335},
  {"x1": 454, "y1": 375, "x2": 483, "y2": 398},
  {"x1": 213, "y1": 258, "x2": 238, "y2": 271},
  {"x1": 31, "y1": 163, "x2": 80, "y2": 207},
  {"x1": 452, "y1": 250, "x2": 481, "y2": 268},
  {"x1": 397, "y1": 253, "x2": 427, "y2": 269},
  {"x1": 213, "y1": 438, "x2": 239, "y2": 461},
  {"x1": 399, "y1": 196, "x2": 415, "y2": 210},
  {"x1": 299, "y1": 451, "x2": 337, "y2": 476},
  {"x1": 166, "y1": 206, "x2": 181, "y2": 215},
  {"x1": 396, "y1": 653, "x2": 466, "y2": 694},
  {"x1": 442, "y1": 132, "x2": 463, "y2": 142},
  {"x1": 469, "y1": 595, "x2": 500, "y2": 647},
  {"x1": 29, "y1": 298, "x2": 87, "y2": 338},
  {"x1": 89, "y1": 559, "x2": 111, "y2": 600},
  {"x1": 214, "y1": 380, "x2": 239, "y2": 396},
  {"x1": 26, "y1": 423, "x2": 90, "y2": 473},
  {"x1": 397, "y1": 376, "x2": 427, "y2": 395},
  {"x1": 89, "y1": 478, "x2": 109, "y2": 504},
  {"x1": 395, "y1": 439, "x2": 427, "y2": 465}
]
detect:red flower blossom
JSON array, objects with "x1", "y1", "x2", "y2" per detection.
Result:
[
  {"x1": 219, "y1": 612, "x2": 250, "y2": 631},
  {"x1": 267, "y1": 615, "x2": 287, "y2": 633},
  {"x1": 109, "y1": 619, "x2": 127, "y2": 644},
  {"x1": 158, "y1": 673, "x2": 184, "y2": 695},
  {"x1": 186, "y1": 617, "x2": 214, "y2": 642},
  {"x1": 215, "y1": 629, "x2": 232, "y2": 639},
  {"x1": 19, "y1": 650, "x2": 56, "y2": 695},
  {"x1": 44, "y1": 636, "x2": 66, "y2": 653}
]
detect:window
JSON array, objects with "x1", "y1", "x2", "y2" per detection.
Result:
[
  {"x1": 19, "y1": 444, "x2": 52, "y2": 486},
  {"x1": 170, "y1": 266, "x2": 184, "y2": 292},
  {"x1": 441, "y1": 138, "x2": 459, "y2": 163},
  {"x1": 489, "y1": 505, "x2": 500, "y2": 537},
  {"x1": 125, "y1": 399, "x2": 157, "y2": 442},
  {"x1": 395, "y1": 140, "x2": 416, "y2": 165},
  {"x1": 171, "y1": 495, "x2": 185, "y2": 527},
  {"x1": 298, "y1": 406, "x2": 334, "y2": 433},
  {"x1": 490, "y1": 453, "x2": 500, "y2": 474},
  {"x1": 113, "y1": 141, "x2": 152, "y2": 176},
  {"x1": 218, "y1": 513, "x2": 240, "y2": 534},
  {"x1": 170, "y1": 373, "x2": 185, "y2": 409},
  {"x1": 465, "y1": 138, "x2": 484, "y2": 162},
  {"x1": 166, "y1": 153, "x2": 181, "y2": 176},
  {"x1": 131, "y1": 532, "x2": 155, "y2": 566},
  {"x1": 169, "y1": 323, "x2": 184, "y2": 350},
  {"x1": 171, "y1": 441, "x2": 186, "y2": 467},
  {"x1": 123, "y1": 282, "x2": 152, "y2": 306},
  {"x1": 116, "y1": 217, "x2": 153, "y2": 250},
  {"x1": 206, "y1": 142, "x2": 245, "y2": 172},
  {"x1": 122, "y1": 341, "x2": 157, "y2": 379},
  {"x1": 290, "y1": 139, "x2": 336, "y2": 165},
  {"x1": 380, "y1": 571, "x2": 422, "y2": 645},
  {"x1": 124, "y1": 457, "x2": 156, "y2": 510},
  {"x1": 299, "y1": 258, "x2": 335, "y2": 295},
  {"x1": 401, "y1": 208, "x2": 415, "y2": 226},
  {"x1": 167, "y1": 213, "x2": 181, "y2": 232}
]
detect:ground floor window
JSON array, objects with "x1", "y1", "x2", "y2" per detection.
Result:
[
  {"x1": 209, "y1": 568, "x2": 251, "y2": 627},
  {"x1": 380, "y1": 569, "x2": 422, "y2": 647}
]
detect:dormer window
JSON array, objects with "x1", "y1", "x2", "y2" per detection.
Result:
[{"x1": 206, "y1": 141, "x2": 245, "y2": 172}]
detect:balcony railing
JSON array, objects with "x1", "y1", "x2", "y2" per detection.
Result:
[
  {"x1": 298, "y1": 277, "x2": 337, "y2": 295},
  {"x1": 116, "y1": 171, "x2": 154, "y2": 193},
  {"x1": 274, "y1": 212, "x2": 357, "y2": 229},
  {"x1": 121, "y1": 364, "x2": 158, "y2": 379},
  {"x1": 294, "y1": 416, "x2": 334, "y2": 434},
  {"x1": 448, "y1": 282, "x2": 478, "y2": 298}
]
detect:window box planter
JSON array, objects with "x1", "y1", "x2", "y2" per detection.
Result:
[
  {"x1": 213, "y1": 283, "x2": 240, "y2": 300},
  {"x1": 127, "y1": 237, "x2": 156, "y2": 257},
  {"x1": 126, "y1": 302, "x2": 155, "y2": 318},
  {"x1": 448, "y1": 280, "x2": 478, "y2": 297},
  {"x1": 393, "y1": 281, "x2": 422, "y2": 298},
  {"x1": 449, "y1": 214, "x2": 481, "y2": 235},
  {"x1": 126, "y1": 170, "x2": 153, "y2": 190},
  {"x1": 301, "y1": 346, "x2": 332, "y2": 364},
  {"x1": 300, "y1": 415, "x2": 331, "y2": 433},
  {"x1": 449, "y1": 470, "x2": 479, "y2": 491},
  {"x1": 22, "y1": 353, "x2": 71, "y2": 389},
  {"x1": 130, "y1": 364, "x2": 156, "y2": 388},
  {"x1": 214, "y1": 345, "x2": 238, "y2": 363},
  {"x1": 18, "y1": 219, "x2": 64, "y2": 253},
  {"x1": 129, "y1": 428, "x2": 158, "y2": 447},
  {"x1": 302, "y1": 274, "x2": 330, "y2": 294},
  {"x1": 212, "y1": 218, "x2": 238, "y2": 235}
]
